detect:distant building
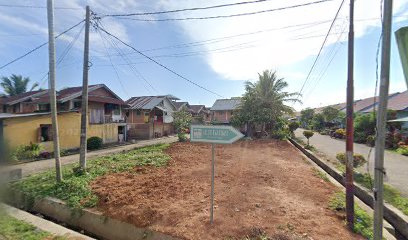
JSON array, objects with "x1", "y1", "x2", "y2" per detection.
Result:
[
  {"x1": 189, "y1": 105, "x2": 211, "y2": 123},
  {"x1": 210, "y1": 98, "x2": 241, "y2": 124},
  {"x1": 126, "y1": 95, "x2": 177, "y2": 139}
]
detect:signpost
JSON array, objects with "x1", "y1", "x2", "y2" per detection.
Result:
[{"x1": 190, "y1": 125, "x2": 244, "y2": 224}]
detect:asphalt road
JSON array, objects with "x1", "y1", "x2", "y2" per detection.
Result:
[{"x1": 295, "y1": 128, "x2": 408, "y2": 196}]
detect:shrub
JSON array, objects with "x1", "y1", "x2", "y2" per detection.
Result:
[
  {"x1": 366, "y1": 135, "x2": 375, "y2": 147},
  {"x1": 334, "y1": 128, "x2": 345, "y2": 139},
  {"x1": 354, "y1": 131, "x2": 367, "y2": 144},
  {"x1": 271, "y1": 129, "x2": 288, "y2": 140},
  {"x1": 87, "y1": 137, "x2": 103, "y2": 150},
  {"x1": 288, "y1": 121, "x2": 299, "y2": 133},
  {"x1": 177, "y1": 133, "x2": 187, "y2": 142},
  {"x1": 10, "y1": 143, "x2": 42, "y2": 161},
  {"x1": 336, "y1": 152, "x2": 367, "y2": 168},
  {"x1": 385, "y1": 132, "x2": 402, "y2": 149},
  {"x1": 397, "y1": 146, "x2": 408, "y2": 156},
  {"x1": 303, "y1": 130, "x2": 314, "y2": 146}
]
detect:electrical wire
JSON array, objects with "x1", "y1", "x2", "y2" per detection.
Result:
[
  {"x1": 96, "y1": 23, "x2": 224, "y2": 98},
  {"x1": 296, "y1": 0, "x2": 346, "y2": 102},
  {"x1": 0, "y1": 4, "x2": 81, "y2": 10},
  {"x1": 102, "y1": 0, "x2": 276, "y2": 17},
  {"x1": 0, "y1": 19, "x2": 85, "y2": 70},
  {"x1": 113, "y1": 0, "x2": 334, "y2": 22}
]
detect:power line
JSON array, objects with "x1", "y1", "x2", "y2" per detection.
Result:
[
  {"x1": 102, "y1": 0, "x2": 276, "y2": 17},
  {"x1": 96, "y1": 23, "x2": 224, "y2": 98},
  {"x1": 39, "y1": 23, "x2": 85, "y2": 88},
  {"x1": 0, "y1": 4, "x2": 80, "y2": 10},
  {"x1": 296, "y1": 0, "x2": 346, "y2": 100},
  {"x1": 0, "y1": 19, "x2": 85, "y2": 70},
  {"x1": 111, "y1": 0, "x2": 334, "y2": 21}
]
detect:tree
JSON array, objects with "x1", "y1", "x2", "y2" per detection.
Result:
[
  {"x1": 232, "y1": 70, "x2": 300, "y2": 137},
  {"x1": 303, "y1": 130, "x2": 314, "y2": 146},
  {"x1": 311, "y1": 113, "x2": 325, "y2": 131},
  {"x1": 0, "y1": 74, "x2": 39, "y2": 96},
  {"x1": 173, "y1": 107, "x2": 192, "y2": 141},
  {"x1": 300, "y1": 108, "x2": 314, "y2": 129},
  {"x1": 322, "y1": 106, "x2": 340, "y2": 123}
]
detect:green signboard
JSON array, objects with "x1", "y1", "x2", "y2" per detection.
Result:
[
  {"x1": 396, "y1": 27, "x2": 408, "y2": 88},
  {"x1": 190, "y1": 125, "x2": 244, "y2": 144}
]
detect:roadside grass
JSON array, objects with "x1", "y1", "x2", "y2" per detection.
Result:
[
  {"x1": 0, "y1": 212, "x2": 50, "y2": 240},
  {"x1": 293, "y1": 137, "x2": 408, "y2": 216},
  {"x1": 312, "y1": 168, "x2": 330, "y2": 182},
  {"x1": 10, "y1": 144, "x2": 171, "y2": 209},
  {"x1": 329, "y1": 191, "x2": 374, "y2": 239}
]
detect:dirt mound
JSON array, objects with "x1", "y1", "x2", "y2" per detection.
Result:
[{"x1": 91, "y1": 140, "x2": 363, "y2": 240}]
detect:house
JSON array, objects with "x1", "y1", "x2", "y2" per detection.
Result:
[
  {"x1": 173, "y1": 101, "x2": 189, "y2": 111},
  {"x1": 0, "y1": 84, "x2": 128, "y2": 152},
  {"x1": 210, "y1": 98, "x2": 241, "y2": 124},
  {"x1": 0, "y1": 90, "x2": 48, "y2": 114},
  {"x1": 189, "y1": 105, "x2": 211, "y2": 123},
  {"x1": 126, "y1": 95, "x2": 177, "y2": 139}
]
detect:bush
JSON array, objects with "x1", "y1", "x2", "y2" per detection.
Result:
[
  {"x1": 10, "y1": 143, "x2": 42, "y2": 161},
  {"x1": 177, "y1": 133, "x2": 187, "y2": 142},
  {"x1": 397, "y1": 146, "x2": 408, "y2": 156},
  {"x1": 354, "y1": 131, "x2": 367, "y2": 144},
  {"x1": 385, "y1": 132, "x2": 402, "y2": 149},
  {"x1": 366, "y1": 135, "x2": 375, "y2": 147},
  {"x1": 271, "y1": 129, "x2": 288, "y2": 140},
  {"x1": 87, "y1": 137, "x2": 103, "y2": 150},
  {"x1": 336, "y1": 152, "x2": 367, "y2": 168},
  {"x1": 288, "y1": 121, "x2": 299, "y2": 133},
  {"x1": 334, "y1": 128, "x2": 345, "y2": 139}
]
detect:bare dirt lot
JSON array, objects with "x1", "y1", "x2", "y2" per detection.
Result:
[{"x1": 91, "y1": 140, "x2": 363, "y2": 240}]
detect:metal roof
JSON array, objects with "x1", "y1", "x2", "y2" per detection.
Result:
[
  {"x1": 210, "y1": 98, "x2": 241, "y2": 111},
  {"x1": 126, "y1": 96, "x2": 171, "y2": 110}
]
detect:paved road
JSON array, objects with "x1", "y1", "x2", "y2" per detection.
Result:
[
  {"x1": 1, "y1": 136, "x2": 177, "y2": 178},
  {"x1": 295, "y1": 128, "x2": 408, "y2": 196}
]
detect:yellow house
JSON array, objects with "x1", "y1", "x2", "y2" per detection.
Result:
[{"x1": 0, "y1": 84, "x2": 127, "y2": 152}]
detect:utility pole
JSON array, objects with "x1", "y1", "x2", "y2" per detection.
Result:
[
  {"x1": 47, "y1": 0, "x2": 62, "y2": 182},
  {"x1": 345, "y1": 0, "x2": 355, "y2": 230},
  {"x1": 79, "y1": 6, "x2": 90, "y2": 171},
  {"x1": 374, "y1": 0, "x2": 393, "y2": 239}
]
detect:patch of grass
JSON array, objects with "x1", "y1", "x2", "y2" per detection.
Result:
[
  {"x1": 10, "y1": 144, "x2": 171, "y2": 209},
  {"x1": 0, "y1": 213, "x2": 50, "y2": 240},
  {"x1": 329, "y1": 191, "x2": 374, "y2": 239},
  {"x1": 354, "y1": 172, "x2": 408, "y2": 216},
  {"x1": 312, "y1": 168, "x2": 330, "y2": 182},
  {"x1": 304, "y1": 145, "x2": 316, "y2": 152}
]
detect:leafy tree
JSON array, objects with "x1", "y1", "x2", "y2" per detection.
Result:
[
  {"x1": 288, "y1": 121, "x2": 300, "y2": 133},
  {"x1": 303, "y1": 130, "x2": 314, "y2": 146},
  {"x1": 173, "y1": 107, "x2": 192, "y2": 141},
  {"x1": 300, "y1": 108, "x2": 314, "y2": 129},
  {"x1": 0, "y1": 74, "x2": 39, "y2": 96},
  {"x1": 311, "y1": 113, "x2": 325, "y2": 131},
  {"x1": 322, "y1": 106, "x2": 340, "y2": 123},
  {"x1": 232, "y1": 70, "x2": 300, "y2": 137}
]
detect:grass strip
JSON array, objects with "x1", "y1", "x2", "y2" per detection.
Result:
[{"x1": 10, "y1": 144, "x2": 170, "y2": 209}]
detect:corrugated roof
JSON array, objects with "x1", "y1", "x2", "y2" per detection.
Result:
[
  {"x1": 211, "y1": 98, "x2": 241, "y2": 111},
  {"x1": 362, "y1": 91, "x2": 408, "y2": 112},
  {"x1": 189, "y1": 105, "x2": 205, "y2": 114},
  {"x1": 126, "y1": 96, "x2": 167, "y2": 110},
  {"x1": 3, "y1": 90, "x2": 48, "y2": 105},
  {"x1": 173, "y1": 102, "x2": 188, "y2": 110}
]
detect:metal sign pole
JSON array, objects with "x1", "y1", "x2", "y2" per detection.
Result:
[{"x1": 210, "y1": 143, "x2": 215, "y2": 224}]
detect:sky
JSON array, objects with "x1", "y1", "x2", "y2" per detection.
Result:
[{"x1": 0, "y1": 0, "x2": 407, "y2": 111}]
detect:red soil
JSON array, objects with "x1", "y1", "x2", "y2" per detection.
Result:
[{"x1": 91, "y1": 140, "x2": 363, "y2": 240}]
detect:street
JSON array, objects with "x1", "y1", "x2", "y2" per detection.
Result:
[{"x1": 295, "y1": 128, "x2": 408, "y2": 196}]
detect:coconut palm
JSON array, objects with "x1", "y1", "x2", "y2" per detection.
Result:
[{"x1": 0, "y1": 74, "x2": 39, "y2": 96}]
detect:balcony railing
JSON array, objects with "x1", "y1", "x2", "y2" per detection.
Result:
[{"x1": 104, "y1": 115, "x2": 125, "y2": 123}]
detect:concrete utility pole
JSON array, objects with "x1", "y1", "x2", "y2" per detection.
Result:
[
  {"x1": 345, "y1": 0, "x2": 355, "y2": 230},
  {"x1": 79, "y1": 6, "x2": 90, "y2": 170},
  {"x1": 47, "y1": 0, "x2": 62, "y2": 182},
  {"x1": 374, "y1": 0, "x2": 393, "y2": 239}
]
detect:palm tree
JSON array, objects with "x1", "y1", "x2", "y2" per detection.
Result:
[
  {"x1": 239, "y1": 70, "x2": 301, "y2": 136},
  {"x1": 0, "y1": 74, "x2": 39, "y2": 96}
]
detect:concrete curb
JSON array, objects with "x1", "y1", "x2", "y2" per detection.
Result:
[
  {"x1": 289, "y1": 138, "x2": 408, "y2": 240},
  {"x1": 1, "y1": 203, "x2": 94, "y2": 240}
]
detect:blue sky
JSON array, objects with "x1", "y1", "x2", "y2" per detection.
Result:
[{"x1": 0, "y1": 0, "x2": 407, "y2": 111}]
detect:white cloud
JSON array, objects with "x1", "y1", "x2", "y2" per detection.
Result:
[{"x1": 154, "y1": 0, "x2": 407, "y2": 80}]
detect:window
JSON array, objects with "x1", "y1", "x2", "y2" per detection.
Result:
[
  {"x1": 90, "y1": 109, "x2": 104, "y2": 124},
  {"x1": 136, "y1": 110, "x2": 141, "y2": 116},
  {"x1": 73, "y1": 101, "x2": 81, "y2": 109},
  {"x1": 39, "y1": 124, "x2": 53, "y2": 142},
  {"x1": 218, "y1": 111, "x2": 224, "y2": 116},
  {"x1": 38, "y1": 104, "x2": 50, "y2": 112}
]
